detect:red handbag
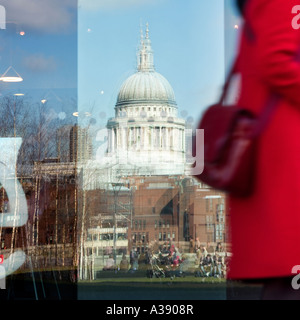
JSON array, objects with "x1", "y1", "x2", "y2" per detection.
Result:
[{"x1": 193, "y1": 59, "x2": 279, "y2": 197}]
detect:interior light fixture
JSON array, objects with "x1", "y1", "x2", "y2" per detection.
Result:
[{"x1": 0, "y1": 66, "x2": 23, "y2": 82}]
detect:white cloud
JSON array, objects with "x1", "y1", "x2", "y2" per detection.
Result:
[
  {"x1": 22, "y1": 54, "x2": 57, "y2": 72},
  {"x1": 1, "y1": 0, "x2": 76, "y2": 33},
  {"x1": 1, "y1": 0, "x2": 162, "y2": 32}
]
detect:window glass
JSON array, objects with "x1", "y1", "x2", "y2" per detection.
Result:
[
  {"x1": 0, "y1": 0, "x2": 242, "y2": 303},
  {"x1": 0, "y1": 0, "x2": 78, "y2": 300},
  {"x1": 77, "y1": 0, "x2": 230, "y2": 301}
]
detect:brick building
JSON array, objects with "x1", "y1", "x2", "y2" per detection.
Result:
[{"x1": 81, "y1": 174, "x2": 228, "y2": 256}]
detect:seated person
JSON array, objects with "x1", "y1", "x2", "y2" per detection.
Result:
[
  {"x1": 131, "y1": 252, "x2": 139, "y2": 271},
  {"x1": 103, "y1": 254, "x2": 115, "y2": 270},
  {"x1": 215, "y1": 242, "x2": 224, "y2": 253},
  {"x1": 200, "y1": 254, "x2": 213, "y2": 277},
  {"x1": 119, "y1": 254, "x2": 129, "y2": 271},
  {"x1": 165, "y1": 252, "x2": 173, "y2": 266},
  {"x1": 170, "y1": 244, "x2": 175, "y2": 255},
  {"x1": 179, "y1": 255, "x2": 190, "y2": 273},
  {"x1": 212, "y1": 254, "x2": 222, "y2": 277},
  {"x1": 196, "y1": 248, "x2": 202, "y2": 265},
  {"x1": 172, "y1": 255, "x2": 180, "y2": 267},
  {"x1": 138, "y1": 252, "x2": 146, "y2": 265}
]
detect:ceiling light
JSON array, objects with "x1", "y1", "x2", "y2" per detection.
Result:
[{"x1": 0, "y1": 66, "x2": 23, "y2": 82}]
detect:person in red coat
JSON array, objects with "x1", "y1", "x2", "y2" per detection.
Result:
[{"x1": 227, "y1": 0, "x2": 300, "y2": 299}]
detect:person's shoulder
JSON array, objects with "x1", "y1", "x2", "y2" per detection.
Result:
[
  {"x1": 249, "y1": 0, "x2": 295, "y2": 8},
  {"x1": 248, "y1": 0, "x2": 298, "y2": 16}
]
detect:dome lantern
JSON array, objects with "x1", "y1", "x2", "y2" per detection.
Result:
[{"x1": 137, "y1": 23, "x2": 155, "y2": 72}]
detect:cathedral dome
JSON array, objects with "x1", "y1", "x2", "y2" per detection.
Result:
[
  {"x1": 115, "y1": 24, "x2": 177, "y2": 108},
  {"x1": 116, "y1": 71, "x2": 176, "y2": 107},
  {"x1": 106, "y1": 24, "x2": 186, "y2": 176}
]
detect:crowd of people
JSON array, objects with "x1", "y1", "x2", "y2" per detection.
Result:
[{"x1": 101, "y1": 240, "x2": 230, "y2": 280}]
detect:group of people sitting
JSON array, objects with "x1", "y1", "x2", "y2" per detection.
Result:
[
  {"x1": 102, "y1": 241, "x2": 230, "y2": 278},
  {"x1": 195, "y1": 253, "x2": 229, "y2": 278},
  {"x1": 103, "y1": 253, "x2": 130, "y2": 271},
  {"x1": 154, "y1": 244, "x2": 182, "y2": 268},
  {"x1": 194, "y1": 243, "x2": 230, "y2": 278}
]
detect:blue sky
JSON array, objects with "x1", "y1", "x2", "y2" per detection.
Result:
[
  {"x1": 78, "y1": 0, "x2": 241, "y2": 132},
  {"x1": 0, "y1": 0, "x2": 241, "y2": 134}
]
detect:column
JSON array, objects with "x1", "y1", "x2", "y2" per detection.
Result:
[
  {"x1": 159, "y1": 127, "x2": 162, "y2": 149},
  {"x1": 108, "y1": 128, "x2": 112, "y2": 153},
  {"x1": 122, "y1": 126, "x2": 126, "y2": 150},
  {"x1": 166, "y1": 127, "x2": 169, "y2": 150},
  {"x1": 182, "y1": 129, "x2": 185, "y2": 152},
  {"x1": 129, "y1": 127, "x2": 132, "y2": 150},
  {"x1": 112, "y1": 128, "x2": 115, "y2": 152},
  {"x1": 150, "y1": 127, "x2": 153, "y2": 150},
  {"x1": 143, "y1": 126, "x2": 147, "y2": 150}
]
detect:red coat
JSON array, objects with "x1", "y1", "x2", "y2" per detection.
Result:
[{"x1": 228, "y1": 0, "x2": 300, "y2": 279}]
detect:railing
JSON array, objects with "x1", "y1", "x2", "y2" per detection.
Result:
[{"x1": 84, "y1": 240, "x2": 128, "y2": 248}]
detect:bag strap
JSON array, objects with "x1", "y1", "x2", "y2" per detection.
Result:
[{"x1": 218, "y1": 58, "x2": 238, "y2": 106}]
